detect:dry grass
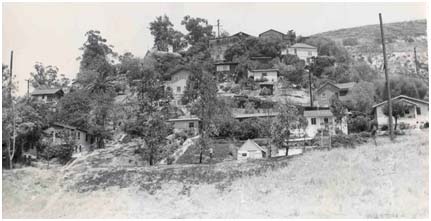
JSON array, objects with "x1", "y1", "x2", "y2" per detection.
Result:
[{"x1": 2, "y1": 130, "x2": 428, "y2": 218}]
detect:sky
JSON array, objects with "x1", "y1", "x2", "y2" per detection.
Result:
[{"x1": 2, "y1": 2, "x2": 428, "y2": 95}]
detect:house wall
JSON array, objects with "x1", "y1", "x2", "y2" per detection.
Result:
[
  {"x1": 259, "y1": 31, "x2": 285, "y2": 40},
  {"x1": 375, "y1": 101, "x2": 429, "y2": 129},
  {"x1": 165, "y1": 70, "x2": 190, "y2": 105},
  {"x1": 44, "y1": 127, "x2": 94, "y2": 150},
  {"x1": 170, "y1": 120, "x2": 200, "y2": 135},
  {"x1": 283, "y1": 47, "x2": 318, "y2": 64},
  {"x1": 237, "y1": 150, "x2": 264, "y2": 161},
  {"x1": 33, "y1": 94, "x2": 62, "y2": 103},
  {"x1": 248, "y1": 71, "x2": 278, "y2": 82},
  {"x1": 305, "y1": 116, "x2": 348, "y2": 137},
  {"x1": 314, "y1": 85, "x2": 339, "y2": 107}
]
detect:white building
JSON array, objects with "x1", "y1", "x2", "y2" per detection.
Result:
[
  {"x1": 248, "y1": 69, "x2": 279, "y2": 83},
  {"x1": 167, "y1": 116, "x2": 200, "y2": 135},
  {"x1": 43, "y1": 122, "x2": 96, "y2": 150},
  {"x1": 31, "y1": 88, "x2": 64, "y2": 104},
  {"x1": 303, "y1": 108, "x2": 348, "y2": 137},
  {"x1": 282, "y1": 43, "x2": 318, "y2": 64},
  {"x1": 372, "y1": 95, "x2": 429, "y2": 129},
  {"x1": 237, "y1": 139, "x2": 267, "y2": 161},
  {"x1": 164, "y1": 68, "x2": 191, "y2": 106}
]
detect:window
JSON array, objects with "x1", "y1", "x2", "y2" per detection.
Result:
[
  {"x1": 242, "y1": 153, "x2": 247, "y2": 157},
  {"x1": 417, "y1": 107, "x2": 421, "y2": 115},
  {"x1": 311, "y1": 118, "x2": 316, "y2": 125},
  {"x1": 189, "y1": 122, "x2": 194, "y2": 128},
  {"x1": 324, "y1": 118, "x2": 329, "y2": 124},
  {"x1": 177, "y1": 86, "x2": 181, "y2": 93}
]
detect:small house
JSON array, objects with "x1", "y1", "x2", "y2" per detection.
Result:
[
  {"x1": 372, "y1": 95, "x2": 429, "y2": 129},
  {"x1": 303, "y1": 108, "x2": 348, "y2": 137},
  {"x1": 314, "y1": 81, "x2": 356, "y2": 107},
  {"x1": 259, "y1": 29, "x2": 286, "y2": 41},
  {"x1": 167, "y1": 116, "x2": 200, "y2": 135},
  {"x1": 282, "y1": 43, "x2": 318, "y2": 64},
  {"x1": 31, "y1": 88, "x2": 64, "y2": 104},
  {"x1": 237, "y1": 139, "x2": 267, "y2": 160},
  {"x1": 215, "y1": 61, "x2": 238, "y2": 73},
  {"x1": 164, "y1": 68, "x2": 192, "y2": 106},
  {"x1": 248, "y1": 69, "x2": 279, "y2": 83},
  {"x1": 43, "y1": 122, "x2": 96, "y2": 151}
]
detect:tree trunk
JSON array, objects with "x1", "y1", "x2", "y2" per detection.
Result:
[
  {"x1": 394, "y1": 117, "x2": 398, "y2": 131},
  {"x1": 285, "y1": 146, "x2": 289, "y2": 156}
]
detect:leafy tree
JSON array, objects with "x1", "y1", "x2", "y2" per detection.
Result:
[
  {"x1": 344, "y1": 81, "x2": 376, "y2": 114},
  {"x1": 382, "y1": 100, "x2": 407, "y2": 130},
  {"x1": 78, "y1": 30, "x2": 117, "y2": 72},
  {"x1": 181, "y1": 15, "x2": 214, "y2": 45},
  {"x1": 54, "y1": 90, "x2": 92, "y2": 130},
  {"x1": 30, "y1": 62, "x2": 70, "y2": 89},
  {"x1": 149, "y1": 15, "x2": 187, "y2": 52},
  {"x1": 350, "y1": 62, "x2": 378, "y2": 82},
  {"x1": 271, "y1": 102, "x2": 299, "y2": 157}
]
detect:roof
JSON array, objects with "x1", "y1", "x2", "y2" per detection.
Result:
[
  {"x1": 335, "y1": 82, "x2": 356, "y2": 90},
  {"x1": 231, "y1": 31, "x2": 252, "y2": 38},
  {"x1": 31, "y1": 88, "x2": 63, "y2": 96},
  {"x1": 250, "y1": 56, "x2": 273, "y2": 60},
  {"x1": 239, "y1": 139, "x2": 267, "y2": 153},
  {"x1": 303, "y1": 109, "x2": 334, "y2": 117},
  {"x1": 214, "y1": 61, "x2": 239, "y2": 65},
  {"x1": 248, "y1": 69, "x2": 279, "y2": 73},
  {"x1": 259, "y1": 29, "x2": 286, "y2": 37},
  {"x1": 372, "y1": 95, "x2": 429, "y2": 109},
  {"x1": 50, "y1": 122, "x2": 89, "y2": 133},
  {"x1": 234, "y1": 112, "x2": 278, "y2": 119},
  {"x1": 289, "y1": 43, "x2": 317, "y2": 49},
  {"x1": 167, "y1": 116, "x2": 200, "y2": 122}
]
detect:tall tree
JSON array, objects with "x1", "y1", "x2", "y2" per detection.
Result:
[
  {"x1": 149, "y1": 15, "x2": 187, "y2": 52},
  {"x1": 181, "y1": 15, "x2": 214, "y2": 45},
  {"x1": 30, "y1": 62, "x2": 70, "y2": 89},
  {"x1": 383, "y1": 100, "x2": 407, "y2": 131},
  {"x1": 271, "y1": 102, "x2": 299, "y2": 157}
]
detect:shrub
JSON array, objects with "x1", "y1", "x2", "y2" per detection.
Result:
[
  {"x1": 166, "y1": 157, "x2": 175, "y2": 165},
  {"x1": 342, "y1": 38, "x2": 359, "y2": 46},
  {"x1": 230, "y1": 85, "x2": 240, "y2": 94},
  {"x1": 381, "y1": 125, "x2": 388, "y2": 131},
  {"x1": 41, "y1": 144, "x2": 74, "y2": 164},
  {"x1": 424, "y1": 122, "x2": 429, "y2": 128},
  {"x1": 348, "y1": 115, "x2": 369, "y2": 133},
  {"x1": 399, "y1": 122, "x2": 409, "y2": 130},
  {"x1": 259, "y1": 87, "x2": 272, "y2": 96}
]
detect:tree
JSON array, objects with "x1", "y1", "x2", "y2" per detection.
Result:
[
  {"x1": 149, "y1": 15, "x2": 187, "y2": 52},
  {"x1": 78, "y1": 30, "x2": 117, "y2": 72},
  {"x1": 124, "y1": 67, "x2": 172, "y2": 165},
  {"x1": 181, "y1": 15, "x2": 214, "y2": 45},
  {"x1": 30, "y1": 62, "x2": 70, "y2": 89},
  {"x1": 54, "y1": 90, "x2": 92, "y2": 130},
  {"x1": 271, "y1": 102, "x2": 299, "y2": 157},
  {"x1": 344, "y1": 81, "x2": 376, "y2": 114},
  {"x1": 382, "y1": 100, "x2": 407, "y2": 131},
  {"x1": 182, "y1": 64, "x2": 218, "y2": 163}
]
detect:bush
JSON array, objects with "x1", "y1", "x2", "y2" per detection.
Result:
[
  {"x1": 166, "y1": 157, "x2": 175, "y2": 165},
  {"x1": 424, "y1": 122, "x2": 429, "y2": 128},
  {"x1": 342, "y1": 38, "x2": 359, "y2": 46},
  {"x1": 259, "y1": 87, "x2": 272, "y2": 96},
  {"x1": 348, "y1": 115, "x2": 369, "y2": 133},
  {"x1": 381, "y1": 125, "x2": 388, "y2": 131},
  {"x1": 399, "y1": 122, "x2": 409, "y2": 130},
  {"x1": 230, "y1": 85, "x2": 240, "y2": 94},
  {"x1": 41, "y1": 144, "x2": 74, "y2": 164}
]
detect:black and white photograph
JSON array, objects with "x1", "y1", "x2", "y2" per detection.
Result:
[{"x1": 2, "y1": 1, "x2": 429, "y2": 219}]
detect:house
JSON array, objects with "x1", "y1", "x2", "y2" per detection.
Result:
[
  {"x1": 215, "y1": 61, "x2": 238, "y2": 73},
  {"x1": 164, "y1": 68, "x2": 192, "y2": 106},
  {"x1": 372, "y1": 95, "x2": 429, "y2": 129},
  {"x1": 282, "y1": 43, "x2": 318, "y2": 64},
  {"x1": 237, "y1": 139, "x2": 267, "y2": 160},
  {"x1": 167, "y1": 116, "x2": 200, "y2": 135},
  {"x1": 259, "y1": 29, "x2": 286, "y2": 41},
  {"x1": 209, "y1": 32, "x2": 252, "y2": 61},
  {"x1": 31, "y1": 88, "x2": 64, "y2": 104},
  {"x1": 43, "y1": 122, "x2": 96, "y2": 150},
  {"x1": 303, "y1": 107, "x2": 348, "y2": 137},
  {"x1": 248, "y1": 69, "x2": 279, "y2": 83},
  {"x1": 314, "y1": 81, "x2": 356, "y2": 107}
]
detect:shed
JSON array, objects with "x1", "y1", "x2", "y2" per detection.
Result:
[{"x1": 237, "y1": 139, "x2": 267, "y2": 160}]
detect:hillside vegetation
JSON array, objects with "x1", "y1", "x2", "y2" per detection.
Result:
[{"x1": 3, "y1": 130, "x2": 428, "y2": 218}]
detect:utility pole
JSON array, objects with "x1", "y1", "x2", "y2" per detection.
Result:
[
  {"x1": 414, "y1": 47, "x2": 419, "y2": 75},
  {"x1": 26, "y1": 79, "x2": 30, "y2": 97},
  {"x1": 217, "y1": 19, "x2": 220, "y2": 38},
  {"x1": 379, "y1": 13, "x2": 394, "y2": 141},
  {"x1": 308, "y1": 57, "x2": 314, "y2": 107},
  {"x1": 9, "y1": 50, "x2": 16, "y2": 169}
]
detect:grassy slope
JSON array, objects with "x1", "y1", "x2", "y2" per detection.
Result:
[{"x1": 2, "y1": 130, "x2": 428, "y2": 218}]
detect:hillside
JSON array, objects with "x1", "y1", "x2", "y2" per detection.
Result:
[
  {"x1": 3, "y1": 130, "x2": 428, "y2": 218},
  {"x1": 312, "y1": 19, "x2": 428, "y2": 79}
]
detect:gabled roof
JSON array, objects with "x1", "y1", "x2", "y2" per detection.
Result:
[
  {"x1": 372, "y1": 95, "x2": 429, "y2": 109},
  {"x1": 231, "y1": 31, "x2": 252, "y2": 38},
  {"x1": 167, "y1": 116, "x2": 200, "y2": 122},
  {"x1": 239, "y1": 139, "x2": 267, "y2": 153},
  {"x1": 289, "y1": 43, "x2": 317, "y2": 49},
  {"x1": 234, "y1": 112, "x2": 279, "y2": 119},
  {"x1": 259, "y1": 29, "x2": 286, "y2": 37},
  {"x1": 31, "y1": 88, "x2": 64, "y2": 96},
  {"x1": 303, "y1": 109, "x2": 334, "y2": 117}
]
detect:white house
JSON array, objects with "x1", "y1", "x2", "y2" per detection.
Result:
[
  {"x1": 303, "y1": 108, "x2": 348, "y2": 137},
  {"x1": 372, "y1": 95, "x2": 429, "y2": 129},
  {"x1": 248, "y1": 69, "x2": 279, "y2": 83},
  {"x1": 282, "y1": 43, "x2": 318, "y2": 64},
  {"x1": 237, "y1": 139, "x2": 267, "y2": 161},
  {"x1": 31, "y1": 88, "x2": 64, "y2": 104},
  {"x1": 167, "y1": 116, "x2": 200, "y2": 135},
  {"x1": 43, "y1": 122, "x2": 96, "y2": 151},
  {"x1": 164, "y1": 68, "x2": 191, "y2": 106}
]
